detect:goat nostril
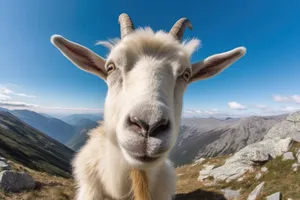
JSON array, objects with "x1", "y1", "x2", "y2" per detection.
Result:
[
  {"x1": 148, "y1": 119, "x2": 170, "y2": 137},
  {"x1": 128, "y1": 116, "x2": 149, "y2": 135},
  {"x1": 127, "y1": 116, "x2": 170, "y2": 137}
]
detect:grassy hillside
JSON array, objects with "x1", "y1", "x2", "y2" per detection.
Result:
[
  {"x1": 0, "y1": 110, "x2": 74, "y2": 178},
  {"x1": 0, "y1": 161, "x2": 75, "y2": 200}
]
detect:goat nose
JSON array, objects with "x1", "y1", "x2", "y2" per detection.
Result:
[
  {"x1": 129, "y1": 116, "x2": 149, "y2": 136},
  {"x1": 148, "y1": 118, "x2": 170, "y2": 137},
  {"x1": 128, "y1": 116, "x2": 170, "y2": 137}
]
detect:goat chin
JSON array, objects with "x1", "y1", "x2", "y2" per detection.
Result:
[{"x1": 130, "y1": 168, "x2": 151, "y2": 200}]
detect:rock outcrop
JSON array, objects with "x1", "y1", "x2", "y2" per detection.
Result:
[
  {"x1": 266, "y1": 192, "x2": 282, "y2": 200},
  {"x1": 296, "y1": 149, "x2": 300, "y2": 163},
  {"x1": 170, "y1": 115, "x2": 286, "y2": 166},
  {"x1": 247, "y1": 182, "x2": 265, "y2": 200},
  {"x1": 264, "y1": 111, "x2": 300, "y2": 142},
  {"x1": 282, "y1": 152, "x2": 295, "y2": 161},
  {"x1": 221, "y1": 188, "x2": 241, "y2": 200},
  {"x1": 198, "y1": 164, "x2": 215, "y2": 181},
  {"x1": 0, "y1": 170, "x2": 35, "y2": 192},
  {"x1": 199, "y1": 137, "x2": 292, "y2": 182},
  {"x1": 198, "y1": 111, "x2": 300, "y2": 183},
  {"x1": 0, "y1": 160, "x2": 11, "y2": 171}
]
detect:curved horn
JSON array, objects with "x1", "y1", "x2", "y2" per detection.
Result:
[
  {"x1": 118, "y1": 13, "x2": 134, "y2": 39},
  {"x1": 169, "y1": 18, "x2": 193, "y2": 41}
]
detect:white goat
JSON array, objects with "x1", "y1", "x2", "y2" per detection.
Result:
[{"x1": 51, "y1": 13, "x2": 246, "y2": 200}]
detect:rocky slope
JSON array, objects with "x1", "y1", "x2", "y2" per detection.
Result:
[
  {"x1": 170, "y1": 115, "x2": 287, "y2": 166},
  {"x1": 189, "y1": 111, "x2": 300, "y2": 199},
  {"x1": 264, "y1": 111, "x2": 300, "y2": 142}
]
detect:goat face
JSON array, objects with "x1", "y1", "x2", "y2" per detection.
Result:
[
  {"x1": 104, "y1": 34, "x2": 193, "y2": 168},
  {"x1": 51, "y1": 15, "x2": 246, "y2": 169}
]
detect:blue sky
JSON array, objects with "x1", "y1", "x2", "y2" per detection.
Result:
[{"x1": 0, "y1": 0, "x2": 300, "y2": 117}]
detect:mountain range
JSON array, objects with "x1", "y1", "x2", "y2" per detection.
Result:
[
  {"x1": 0, "y1": 107, "x2": 299, "y2": 199},
  {"x1": 6, "y1": 110, "x2": 101, "y2": 150},
  {"x1": 169, "y1": 114, "x2": 287, "y2": 166},
  {"x1": 0, "y1": 110, "x2": 74, "y2": 177},
  {"x1": 0, "y1": 107, "x2": 289, "y2": 167},
  {"x1": 10, "y1": 110, "x2": 76, "y2": 144},
  {"x1": 66, "y1": 118, "x2": 99, "y2": 151},
  {"x1": 0, "y1": 107, "x2": 9, "y2": 112},
  {"x1": 61, "y1": 113, "x2": 103, "y2": 125}
]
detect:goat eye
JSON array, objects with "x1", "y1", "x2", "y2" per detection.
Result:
[
  {"x1": 182, "y1": 70, "x2": 191, "y2": 82},
  {"x1": 106, "y1": 63, "x2": 116, "y2": 75}
]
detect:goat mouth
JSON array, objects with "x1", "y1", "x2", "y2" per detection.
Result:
[{"x1": 129, "y1": 153, "x2": 160, "y2": 163}]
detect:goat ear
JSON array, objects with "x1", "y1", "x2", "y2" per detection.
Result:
[
  {"x1": 51, "y1": 35, "x2": 107, "y2": 80},
  {"x1": 189, "y1": 47, "x2": 246, "y2": 83}
]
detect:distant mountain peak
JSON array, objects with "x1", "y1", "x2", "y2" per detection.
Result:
[
  {"x1": 0, "y1": 107, "x2": 9, "y2": 112},
  {"x1": 10, "y1": 109, "x2": 76, "y2": 144}
]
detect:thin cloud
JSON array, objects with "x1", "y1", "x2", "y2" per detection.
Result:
[
  {"x1": 273, "y1": 94, "x2": 300, "y2": 104},
  {"x1": 39, "y1": 106, "x2": 103, "y2": 112},
  {"x1": 0, "y1": 94, "x2": 11, "y2": 100},
  {"x1": 0, "y1": 100, "x2": 38, "y2": 108},
  {"x1": 280, "y1": 106, "x2": 300, "y2": 113},
  {"x1": 2, "y1": 102, "x2": 104, "y2": 114},
  {"x1": 228, "y1": 102, "x2": 247, "y2": 110},
  {"x1": 184, "y1": 108, "x2": 220, "y2": 116},
  {"x1": 0, "y1": 87, "x2": 13, "y2": 95},
  {"x1": 250, "y1": 104, "x2": 274, "y2": 112},
  {"x1": 0, "y1": 85, "x2": 36, "y2": 99},
  {"x1": 14, "y1": 93, "x2": 36, "y2": 98}
]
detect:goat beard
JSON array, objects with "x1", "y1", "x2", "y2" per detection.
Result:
[{"x1": 130, "y1": 168, "x2": 151, "y2": 200}]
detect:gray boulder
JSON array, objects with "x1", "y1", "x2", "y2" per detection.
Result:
[
  {"x1": 297, "y1": 150, "x2": 300, "y2": 163},
  {"x1": 264, "y1": 111, "x2": 300, "y2": 142},
  {"x1": 0, "y1": 161, "x2": 11, "y2": 171},
  {"x1": 0, "y1": 157, "x2": 6, "y2": 161},
  {"x1": 266, "y1": 192, "x2": 282, "y2": 200},
  {"x1": 287, "y1": 111, "x2": 300, "y2": 122},
  {"x1": 0, "y1": 170, "x2": 35, "y2": 192},
  {"x1": 282, "y1": 152, "x2": 295, "y2": 161},
  {"x1": 255, "y1": 172, "x2": 262, "y2": 180},
  {"x1": 292, "y1": 163, "x2": 299, "y2": 171},
  {"x1": 261, "y1": 167, "x2": 268, "y2": 172},
  {"x1": 247, "y1": 182, "x2": 265, "y2": 200},
  {"x1": 221, "y1": 188, "x2": 241, "y2": 200},
  {"x1": 200, "y1": 137, "x2": 292, "y2": 182}
]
